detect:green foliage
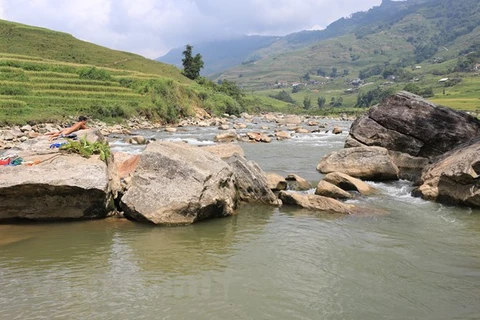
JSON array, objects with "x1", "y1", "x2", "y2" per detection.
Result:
[
  {"x1": 444, "y1": 78, "x2": 462, "y2": 87},
  {"x1": 182, "y1": 44, "x2": 204, "y2": 80},
  {"x1": 303, "y1": 96, "x2": 312, "y2": 109},
  {"x1": 292, "y1": 85, "x2": 301, "y2": 94},
  {"x1": 356, "y1": 87, "x2": 396, "y2": 108},
  {"x1": 403, "y1": 83, "x2": 435, "y2": 98},
  {"x1": 270, "y1": 90, "x2": 295, "y2": 104},
  {"x1": 60, "y1": 137, "x2": 111, "y2": 162},
  {"x1": 317, "y1": 96, "x2": 326, "y2": 108},
  {"x1": 0, "y1": 85, "x2": 30, "y2": 95},
  {"x1": 78, "y1": 67, "x2": 111, "y2": 81}
]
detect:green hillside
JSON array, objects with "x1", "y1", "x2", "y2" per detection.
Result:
[
  {"x1": 0, "y1": 20, "x2": 296, "y2": 125},
  {"x1": 0, "y1": 19, "x2": 186, "y2": 82},
  {"x1": 215, "y1": 0, "x2": 480, "y2": 113}
]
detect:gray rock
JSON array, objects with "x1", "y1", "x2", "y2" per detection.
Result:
[
  {"x1": 315, "y1": 180, "x2": 353, "y2": 199},
  {"x1": 266, "y1": 172, "x2": 287, "y2": 191},
  {"x1": 0, "y1": 154, "x2": 113, "y2": 221},
  {"x1": 348, "y1": 91, "x2": 480, "y2": 158},
  {"x1": 317, "y1": 146, "x2": 399, "y2": 181},
  {"x1": 413, "y1": 137, "x2": 480, "y2": 207},
  {"x1": 226, "y1": 154, "x2": 280, "y2": 205},
  {"x1": 322, "y1": 172, "x2": 376, "y2": 195},
  {"x1": 279, "y1": 191, "x2": 354, "y2": 214},
  {"x1": 120, "y1": 141, "x2": 238, "y2": 225}
]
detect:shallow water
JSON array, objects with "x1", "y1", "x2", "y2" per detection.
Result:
[{"x1": 1, "y1": 120, "x2": 480, "y2": 320}]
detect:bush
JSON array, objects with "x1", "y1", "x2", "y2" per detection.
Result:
[
  {"x1": 78, "y1": 67, "x2": 111, "y2": 81},
  {"x1": 0, "y1": 86, "x2": 30, "y2": 95},
  {"x1": 270, "y1": 90, "x2": 295, "y2": 104}
]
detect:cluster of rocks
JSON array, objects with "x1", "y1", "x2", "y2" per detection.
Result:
[
  {"x1": 318, "y1": 91, "x2": 480, "y2": 208},
  {"x1": 0, "y1": 112, "x2": 345, "y2": 150}
]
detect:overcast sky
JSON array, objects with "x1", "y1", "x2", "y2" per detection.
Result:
[{"x1": 0, "y1": 0, "x2": 382, "y2": 59}]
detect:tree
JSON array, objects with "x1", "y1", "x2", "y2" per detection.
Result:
[
  {"x1": 317, "y1": 96, "x2": 326, "y2": 108},
  {"x1": 330, "y1": 67, "x2": 338, "y2": 78},
  {"x1": 303, "y1": 97, "x2": 312, "y2": 110},
  {"x1": 182, "y1": 44, "x2": 204, "y2": 80}
]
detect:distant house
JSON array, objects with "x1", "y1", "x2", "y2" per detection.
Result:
[
  {"x1": 438, "y1": 78, "x2": 449, "y2": 83},
  {"x1": 415, "y1": 65, "x2": 422, "y2": 69},
  {"x1": 291, "y1": 82, "x2": 301, "y2": 87},
  {"x1": 475, "y1": 64, "x2": 480, "y2": 71}
]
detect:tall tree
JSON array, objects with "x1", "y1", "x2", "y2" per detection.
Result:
[{"x1": 182, "y1": 44, "x2": 204, "y2": 80}]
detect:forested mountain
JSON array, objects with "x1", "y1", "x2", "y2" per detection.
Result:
[
  {"x1": 217, "y1": 0, "x2": 479, "y2": 88},
  {"x1": 158, "y1": 0, "x2": 479, "y2": 87}
]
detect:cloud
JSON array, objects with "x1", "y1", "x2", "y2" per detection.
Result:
[{"x1": 0, "y1": 0, "x2": 381, "y2": 58}]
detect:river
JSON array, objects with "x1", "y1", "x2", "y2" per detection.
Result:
[{"x1": 1, "y1": 119, "x2": 480, "y2": 320}]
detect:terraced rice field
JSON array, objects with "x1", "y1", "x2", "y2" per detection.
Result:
[{"x1": 0, "y1": 54, "x2": 161, "y2": 124}]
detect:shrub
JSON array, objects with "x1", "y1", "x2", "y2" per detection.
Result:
[{"x1": 78, "y1": 67, "x2": 111, "y2": 81}]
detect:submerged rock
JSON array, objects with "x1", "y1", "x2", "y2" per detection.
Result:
[{"x1": 279, "y1": 191, "x2": 354, "y2": 214}]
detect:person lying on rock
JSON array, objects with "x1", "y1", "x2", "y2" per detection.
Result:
[{"x1": 46, "y1": 116, "x2": 88, "y2": 141}]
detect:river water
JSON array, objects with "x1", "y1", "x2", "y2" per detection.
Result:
[{"x1": 1, "y1": 120, "x2": 480, "y2": 320}]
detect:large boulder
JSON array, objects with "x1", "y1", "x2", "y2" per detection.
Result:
[
  {"x1": 226, "y1": 154, "x2": 280, "y2": 205},
  {"x1": 279, "y1": 191, "x2": 354, "y2": 214},
  {"x1": 0, "y1": 154, "x2": 113, "y2": 220},
  {"x1": 120, "y1": 141, "x2": 238, "y2": 225},
  {"x1": 317, "y1": 146, "x2": 399, "y2": 180},
  {"x1": 413, "y1": 137, "x2": 480, "y2": 207},
  {"x1": 347, "y1": 91, "x2": 480, "y2": 158},
  {"x1": 200, "y1": 143, "x2": 245, "y2": 159}
]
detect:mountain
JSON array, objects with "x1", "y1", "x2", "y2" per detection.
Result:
[
  {"x1": 218, "y1": 0, "x2": 479, "y2": 89},
  {"x1": 156, "y1": 35, "x2": 279, "y2": 77}
]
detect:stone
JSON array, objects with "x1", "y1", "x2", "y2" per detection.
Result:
[
  {"x1": 348, "y1": 91, "x2": 480, "y2": 158},
  {"x1": 120, "y1": 141, "x2": 238, "y2": 225},
  {"x1": 124, "y1": 135, "x2": 147, "y2": 145},
  {"x1": 226, "y1": 154, "x2": 280, "y2": 205},
  {"x1": 286, "y1": 174, "x2": 312, "y2": 191},
  {"x1": 275, "y1": 131, "x2": 291, "y2": 140},
  {"x1": 413, "y1": 137, "x2": 480, "y2": 207},
  {"x1": 278, "y1": 191, "x2": 354, "y2": 214},
  {"x1": 332, "y1": 127, "x2": 343, "y2": 135},
  {"x1": 0, "y1": 154, "x2": 113, "y2": 220},
  {"x1": 214, "y1": 129, "x2": 238, "y2": 143},
  {"x1": 295, "y1": 128, "x2": 310, "y2": 134},
  {"x1": 266, "y1": 172, "x2": 287, "y2": 191},
  {"x1": 315, "y1": 180, "x2": 353, "y2": 199},
  {"x1": 165, "y1": 127, "x2": 177, "y2": 133},
  {"x1": 219, "y1": 124, "x2": 230, "y2": 130},
  {"x1": 201, "y1": 143, "x2": 245, "y2": 159},
  {"x1": 322, "y1": 172, "x2": 376, "y2": 195},
  {"x1": 388, "y1": 151, "x2": 429, "y2": 182},
  {"x1": 317, "y1": 146, "x2": 399, "y2": 180}
]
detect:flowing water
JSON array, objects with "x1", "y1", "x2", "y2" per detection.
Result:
[{"x1": 1, "y1": 120, "x2": 480, "y2": 320}]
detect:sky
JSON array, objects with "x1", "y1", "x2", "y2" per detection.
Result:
[{"x1": 0, "y1": 0, "x2": 382, "y2": 59}]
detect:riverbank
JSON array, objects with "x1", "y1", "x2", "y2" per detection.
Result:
[{"x1": 0, "y1": 111, "x2": 357, "y2": 150}]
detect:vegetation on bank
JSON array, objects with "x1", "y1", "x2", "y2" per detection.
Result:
[{"x1": 0, "y1": 52, "x2": 298, "y2": 125}]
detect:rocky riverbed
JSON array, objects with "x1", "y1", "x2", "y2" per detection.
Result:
[{"x1": 1, "y1": 92, "x2": 479, "y2": 224}]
